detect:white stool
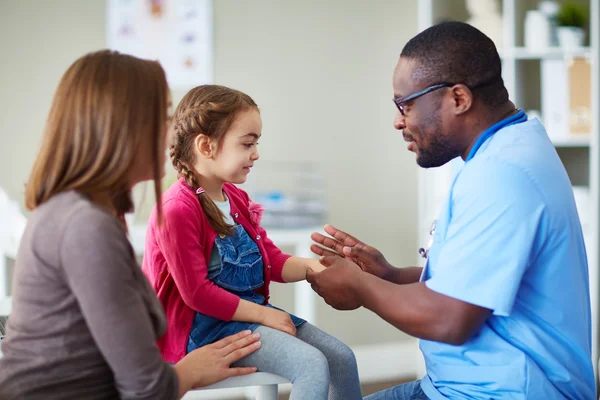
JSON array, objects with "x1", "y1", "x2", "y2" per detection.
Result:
[{"x1": 183, "y1": 372, "x2": 289, "y2": 400}]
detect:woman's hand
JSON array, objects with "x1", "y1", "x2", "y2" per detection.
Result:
[{"x1": 174, "y1": 330, "x2": 261, "y2": 397}]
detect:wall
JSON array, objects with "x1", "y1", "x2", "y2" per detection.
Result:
[{"x1": 0, "y1": 0, "x2": 420, "y2": 347}]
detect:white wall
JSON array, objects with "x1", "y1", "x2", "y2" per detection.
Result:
[
  {"x1": 0, "y1": 0, "x2": 420, "y2": 348},
  {"x1": 0, "y1": 0, "x2": 107, "y2": 204}
]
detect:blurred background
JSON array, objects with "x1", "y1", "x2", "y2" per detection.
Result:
[
  {"x1": 0, "y1": 0, "x2": 421, "y2": 397},
  {"x1": 0, "y1": 0, "x2": 598, "y2": 398}
]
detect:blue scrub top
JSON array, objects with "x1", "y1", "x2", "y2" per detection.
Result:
[{"x1": 419, "y1": 118, "x2": 595, "y2": 399}]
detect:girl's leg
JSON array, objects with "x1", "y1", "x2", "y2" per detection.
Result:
[
  {"x1": 296, "y1": 323, "x2": 363, "y2": 400},
  {"x1": 233, "y1": 325, "x2": 330, "y2": 400}
]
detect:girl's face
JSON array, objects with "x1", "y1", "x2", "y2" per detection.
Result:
[{"x1": 211, "y1": 108, "x2": 262, "y2": 184}]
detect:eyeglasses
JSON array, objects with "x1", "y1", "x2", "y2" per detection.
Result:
[
  {"x1": 393, "y1": 76, "x2": 501, "y2": 116},
  {"x1": 394, "y1": 83, "x2": 453, "y2": 116}
]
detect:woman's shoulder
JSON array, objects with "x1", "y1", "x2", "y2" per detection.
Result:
[
  {"x1": 23, "y1": 191, "x2": 128, "y2": 268},
  {"x1": 32, "y1": 191, "x2": 120, "y2": 234}
]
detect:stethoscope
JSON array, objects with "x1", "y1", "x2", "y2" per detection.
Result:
[
  {"x1": 418, "y1": 109, "x2": 527, "y2": 259},
  {"x1": 418, "y1": 220, "x2": 436, "y2": 259}
]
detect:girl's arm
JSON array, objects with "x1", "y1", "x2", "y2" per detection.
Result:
[
  {"x1": 281, "y1": 257, "x2": 326, "y2": 283},
  {"x1": 232, "y1": 299, "x2": 297, "y2": 336},
  {"x1": 231, "y1": 299, "x2": 266, "y2": 323}
]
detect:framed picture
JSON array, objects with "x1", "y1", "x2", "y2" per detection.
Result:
[{"x1": 107, "y1": 0, "x2": 213, "y2": 89}]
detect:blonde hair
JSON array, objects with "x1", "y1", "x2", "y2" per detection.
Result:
[
  {"x1": 25, "y1": 50, "x2": 168, "y2": 224},
  {"x1": 170, "y1": 85, "x2": 258, "y2": 236}
]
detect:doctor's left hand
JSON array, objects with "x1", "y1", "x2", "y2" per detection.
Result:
[{"x1": 306, "y1": 256, "x2": 363, "y2": 310}]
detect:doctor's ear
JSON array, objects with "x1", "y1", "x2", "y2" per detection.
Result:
[
  {"x1": 448, "y1": 84, "x2": 473, "y2": 115},
  {"x1": 194, "y1": 135, "x2": 217, "y2": 159}
]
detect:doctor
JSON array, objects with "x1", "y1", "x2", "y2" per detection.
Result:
[{"x1": 308, "y1": 21, "x2": 595, "y2": 399}]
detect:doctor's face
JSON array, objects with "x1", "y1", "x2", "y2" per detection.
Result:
[{"x1": 392, "y1": 57, "x2": 462, "y2": 168}]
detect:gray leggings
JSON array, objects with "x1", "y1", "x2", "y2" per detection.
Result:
[{"x1": 233, "y1": 323, "x2": 362, "y2": 400}]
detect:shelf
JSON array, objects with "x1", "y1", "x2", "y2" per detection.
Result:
[
  {"x1": 551, "y1": 136, "x2": 591, "y2": 147},
  {"x1": 500, "y1": 47, "x2": 592, "y2": 60}
]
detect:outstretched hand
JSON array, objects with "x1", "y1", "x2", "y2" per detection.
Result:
[
  {"x1": 306, "y1": 255, "x2": 363, "y2": 310},
  {"x1": 311, "y1": 224, "x2": 393, "y2": 279}
]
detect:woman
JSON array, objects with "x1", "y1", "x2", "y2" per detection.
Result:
[{"x1": 0, "y1": 50, "x2": 260, "y2": 399}]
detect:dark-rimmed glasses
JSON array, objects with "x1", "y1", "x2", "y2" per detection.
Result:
[
  {"x1": 394, "y1": 83, "x2": 453, "y2": 116},
  {"x1": 393, "y1": 77, "x2": 501, "y2": 116}
]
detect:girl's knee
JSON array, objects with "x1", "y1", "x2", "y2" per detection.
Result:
[
  {"x1": 320, "y1": 338, "x2": 357, "y2": 368},
  {"x1": 300, "y1": 346, "x2": 330, "y2": 377},
  {"x1": 336, "y1": 342, "x2": 358, "y2": 366}
]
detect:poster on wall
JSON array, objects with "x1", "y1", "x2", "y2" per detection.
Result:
[{"x1": 107, "y1": 0, "x2": 213, "y2": 89}]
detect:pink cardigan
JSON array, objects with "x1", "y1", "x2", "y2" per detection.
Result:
[{"x1": 142, "y1": 179, "x2": 291, "y2": 362}]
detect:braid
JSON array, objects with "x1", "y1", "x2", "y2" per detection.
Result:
[
  {"x1": 170, "y1": 114, "x2": 234, "y2": 236},
  {"x1": 178, "y1": 162, "x2": 198, "y2": 189}
]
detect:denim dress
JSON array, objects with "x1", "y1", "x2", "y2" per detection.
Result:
[{"x1": 186, "y1": 224, "x2": 305, "y2": 353}]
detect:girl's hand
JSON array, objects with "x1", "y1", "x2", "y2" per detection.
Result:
[
  {"x1": 261, "y1": 307, "x2": 297, "y2": 336},
  {"x1": 306, "y1": 258, "x2": 327, "y2": 275}
]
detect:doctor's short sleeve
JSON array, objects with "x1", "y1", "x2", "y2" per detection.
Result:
[{"x1": 425, "y1": 158, "x2": 547, "y2": 316}]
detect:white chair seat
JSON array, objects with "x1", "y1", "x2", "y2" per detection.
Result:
[
  {"x1": 184, "y1": 372, "x2": 289, "y2": 400},
  {"x1": 198, "y1": 372, "x2": 288, "y2": 390}
]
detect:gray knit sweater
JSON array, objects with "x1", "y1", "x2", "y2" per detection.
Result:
[{"x1": 0, "y1": 191, "x2": 178, "y2": 399}]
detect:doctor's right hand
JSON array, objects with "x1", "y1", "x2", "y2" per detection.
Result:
[
  {"x1": 311, "y1": 224, "x2": 394, "y2": 280},
  {"x1": 261, "y1": 307, "x2": 297, "y2": 336}
]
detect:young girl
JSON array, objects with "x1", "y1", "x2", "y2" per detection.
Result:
[{"x1": 142, "y1": 85, "x2": 362, "y2": 399}]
